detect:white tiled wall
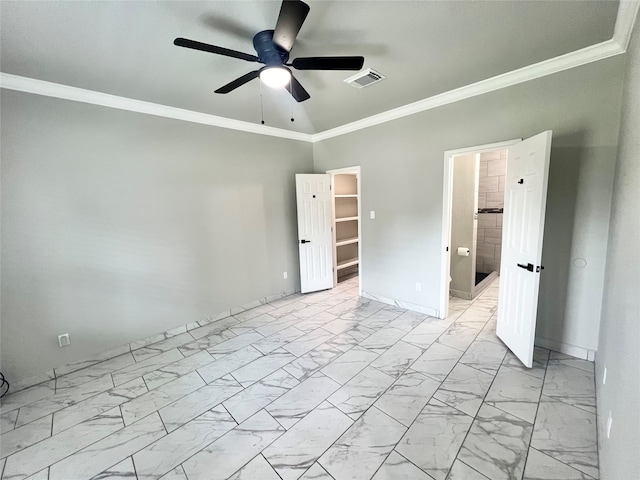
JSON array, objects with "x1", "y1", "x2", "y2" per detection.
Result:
[{"x1": 477, "y1": 150, "x2": 506, "y2": 274}]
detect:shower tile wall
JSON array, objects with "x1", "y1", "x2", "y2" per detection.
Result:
[{"x1": 477, "y1": 150, "x2": 506, "y2": 274}]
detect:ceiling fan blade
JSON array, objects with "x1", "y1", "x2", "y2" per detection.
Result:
[
  {"x1": 285, "y1": 74, "x2": 311, "y2": 102},
  {"x1": 273, "y1": 0, "x2": 310, "y2": 53},
  {"x1": 215, "y1": 70, "x2": 260, "y2": 94},
  {"x1": 292, "y1": 56, "x2": 365, "y2": 71},
  {"x1": 174, "y1": 38, "x2": 259, "y2": 63}
]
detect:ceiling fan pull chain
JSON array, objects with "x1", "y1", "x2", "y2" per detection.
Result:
[
  {"x1": 260, "y1": 81, "x2": 265, "y2": 125},
  {"x1": 290, "y1": 77, "x2": 295, "y2": 123}
]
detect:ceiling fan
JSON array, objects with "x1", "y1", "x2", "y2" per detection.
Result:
[{"x1": 174, "y1": 0, "x2": 364, "y2": 102}]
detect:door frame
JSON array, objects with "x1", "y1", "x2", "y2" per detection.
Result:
[
  {"x1": 327, "y1": 166, "x2": 362, "y2": 296},
  {"x1": 439, "y1": 139, "x2": 521, "y2": 318}
]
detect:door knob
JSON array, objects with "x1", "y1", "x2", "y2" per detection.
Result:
[
  {"x1": 300, "y1": 239, "x2": 311, "y2": 244},
  {"x1": 517, "y1": 262, "x2": 534, "y2": 272}
]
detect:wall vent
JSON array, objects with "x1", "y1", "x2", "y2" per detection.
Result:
[{"x1": 344, "y1": 68, "x2": 385, "y2": 89}]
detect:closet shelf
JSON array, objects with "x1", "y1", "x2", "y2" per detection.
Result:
[
  {"x1": 336, "y1": 236, "x2": 359, "y2": 247},
  {"x1": 335, "y1": 216, "x2": 358, "y2": 223},
  {"x1": 335, "y1": 194, "x2": 358, "y2": 198},
  {"x1": 337, "y1": 257, "x2": 359, "y2": 270}
]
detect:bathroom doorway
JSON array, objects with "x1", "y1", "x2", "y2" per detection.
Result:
[{"x1": 439, "y1": 139, "x2": 519, "y2": 317}]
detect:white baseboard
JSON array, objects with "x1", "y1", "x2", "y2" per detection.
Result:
[
  {"x1": 7, "y1": 289, "x2": 300, "y2": 393},
  {"x1": 362, "y1": 291, "x2": 439, "y2": 317},
  {"x1": 535, "y1": 337, "x2": 596, "y2": 361}
]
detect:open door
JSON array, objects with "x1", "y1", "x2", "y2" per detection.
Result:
[
  {"x1": 497, "y1": 131, "x2": 552, "y2": 367},
  {"x1": 295, "y1": 174, "x2": 334, "y2": 293}
]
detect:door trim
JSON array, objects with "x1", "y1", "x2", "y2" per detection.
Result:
[
  {"x1": 440, "y1": 139, "x2": 521, "y2": 319},
  {"x1": 327, "y1": 166, "x2": 362, "y2": 296}
]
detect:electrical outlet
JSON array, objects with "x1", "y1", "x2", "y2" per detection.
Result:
[
  {"x1": 58, "y1": 333, "x2": 71, "y2": 348},
  {"x1": 283, "y1": 271, "x2": 288, "y2": 279},
  {"x1": 370, "y1": 211, "x2": 375, "y2": 219},
  {"x1": 606, "y1": 411, "x2": 613, "y2": 438},
  {"x1": 415, "y1": 282, "x2": 421, "y2": 292},
  {"x1": 603, "y1": 366, "x2": 607, "y2": 385}
]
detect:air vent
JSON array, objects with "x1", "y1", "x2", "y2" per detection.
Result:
[{"x1": 344, "y1": 68, "x2": 385, "y2": 89}]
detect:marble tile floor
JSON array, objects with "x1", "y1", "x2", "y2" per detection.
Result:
[{"x1": 0, "y1": 277, "x2": 599, "y2": 480}]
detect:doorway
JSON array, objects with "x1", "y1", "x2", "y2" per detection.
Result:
[
  {"x1": 327, "y1": 166, "x2": 361, "y2": 295},
  {"x1": 440, "y1": 139, "x2": 520, "y2": 318}
]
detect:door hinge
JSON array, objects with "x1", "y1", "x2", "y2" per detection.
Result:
[{"x1": 446, "y1": 246, "x2": 449, "y2": 252}]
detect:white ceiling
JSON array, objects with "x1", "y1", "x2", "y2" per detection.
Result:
[{"x1": 0, "y1": 1, "x2": 619, "y2": 134}]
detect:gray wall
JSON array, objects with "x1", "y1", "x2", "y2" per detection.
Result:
[
  {"x1": 596, "y1": 19, "x2": 640, "y2": 479},
  {"x1": 313, "y1": 55, "x2": 624, "y2": 354},
  {"x1": 449, "y1": 153, "x2": 476, "y2": 297},
  {"x1": 0, "y1": 91, "x2": 313, "y2": 383}
]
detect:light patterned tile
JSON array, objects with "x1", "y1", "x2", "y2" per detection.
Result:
[
  {"x1": 283, "y1": 343, "x2": 343, "y2": 381},
  {"x1": 375, "y1": 371, "x2": 440, "y2": 427},
  {"x1": 230, "y1": 349, "x2": 296, "y2": 388},
  {"x1": 447, "y1": 460, "x2": 489, "y2": 479},
  {"x1": 264, "y1": 402, "x2": 353, "y2": 480},
  {"x1": 319, "y1": 407, "x2": 406, "y2": 480},
  {"x1": 16, "y1": 375, "x2": 114, "y2": 427},
  {"x1": 92, "y1": 456, "x2": 137, "y2": 480},
  {"x1": 542, "y1": 362, "x2": 596, "y2": 413},
  {"x1": 49, "y1": 412, "x2": 165, "y2": 480},
  {"x1": 531, "y1": 396, "x2": 598, "y2": 478},
  {"x1": 359, "y1": 327, "x2": 407, "y2": 354},
  {"x1": 299, "y1": 463, "x2": 333, "y2": 479},
  {"x1": 0, "y1": 414, "x2": 52, "y2": 459},
  {"x1": 0, "y1": 410, "x2": 18, "y2": 434},
  {"x1": 142, "y1": 350, "x2": 214, "y2": 390},
  {"x1": 223, "y1": 369, "x2": 299, "y2": 424},
  {"x1": 120, "y1": 371, "x2": 204, "y2": 425},
  {"x1": 53, "y1": 377, "x2": 147, "y2": 434},
  {"x1": 197, "y1": 346, "x2": 263, "y2": 384},
  {"x1": 459, "y1": 339, "x2": 507, "y2": 375},
  {"x1": 182, "y1": 410, "x2": 285, "y2": 480},
  {"x1": 112, "y1": 349, "x2": 184, "y2": 387},
  {"x1": 266, "y1": 374, "x2": 341, "y2": 429},
  {"x1": 458, "y1": 404, "x2": 533, "y2": 480},
  {"x1": 228, "y1": 455, "x2": 281, "y2": 480},
  {"x1": 158, "y1": 375, "x2": 242, "y2": 432},
  {"x1": 207, "y1": 331, "x2": 265, "y2": 356},
  {"x1": 327, "y1": 366, "x2": 395, "y2": 419},
  {"x1": 523, "y1": 447, "x2": 594, "y2": 480},
  {"x1": 411, "y1": 343, "x2": 463, "y2": 382},
  {"x1": 134, "y1": 406, "x2": 237, "y2": 480},
  {"x1": 2, "y1": 407, "x2": 123, "y2": 480},
  {"x1": 372, "y1": 451, "x2": 432, "y2": 480},
  {"x1": 433, "y1": 363, "x2": 494, "y2": 417},
  {"x1": 282, "y1": 328, "x2": 335, "y2": 357},
  {"x1": 485, "y1": 366, "x2": 544, "y2": 423},
  {"x1": 320, "y1": 346, "x2": 379, "y2": 385},
  {"x1": 396, "y1": 399, "x2": 473, "y2": 480},
  {"x1": 370, "y1": 341, "x2": 423, "y2": 378}
]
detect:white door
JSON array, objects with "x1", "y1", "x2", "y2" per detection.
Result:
[
  {"x1": 295, "y1": 174, "x2": 334, "y2": 293},
  {"x1": 497, "y1": 131, "x2": 552, "y2": 367}
]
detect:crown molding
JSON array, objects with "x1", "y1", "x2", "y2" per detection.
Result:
[
  {"x1": 1, "y1": 2, "x2": 637, "y2": 144},
  {"x1": 311, "y1": 39, "x2": 625, "y2": 143},
  {"x1": 614, "y1": 0, "x2": 640, "y2": 49},
  {"x1": 0, "y1": 73, "x2": 313, "y2": 143}
]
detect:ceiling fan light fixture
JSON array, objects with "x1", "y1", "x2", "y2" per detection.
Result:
[{"x1": 260, "y1": 66, "x2": 291, "y2": 88}]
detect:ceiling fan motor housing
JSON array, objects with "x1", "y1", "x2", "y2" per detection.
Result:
[{"x1": 253, "y1": 30, "x2": 289, "y2": 66}]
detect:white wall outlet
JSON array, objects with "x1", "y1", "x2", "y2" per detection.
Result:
[
  {"x1": 415, "y1": 282, "x2": 422, "y2": 292},
  {"x1": 283, "y1": 271, "x2": 288, "y2": 279},
  {"x1": 606, "y1": 411, "x2": 613, "y2": 438},
  {"x1": 58, "y1": 333, "x2": 71, "y2": 348},
  {"x1": 370, "y1": 211, "x2": 375, "y2": 219},
  {"x1": 603, "y1": 366, "x2": 607, "y2": 385}
]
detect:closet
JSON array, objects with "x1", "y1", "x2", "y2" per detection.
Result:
[{"x1": 332, "y1": 172, "x2": 360, "y2": 285}]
